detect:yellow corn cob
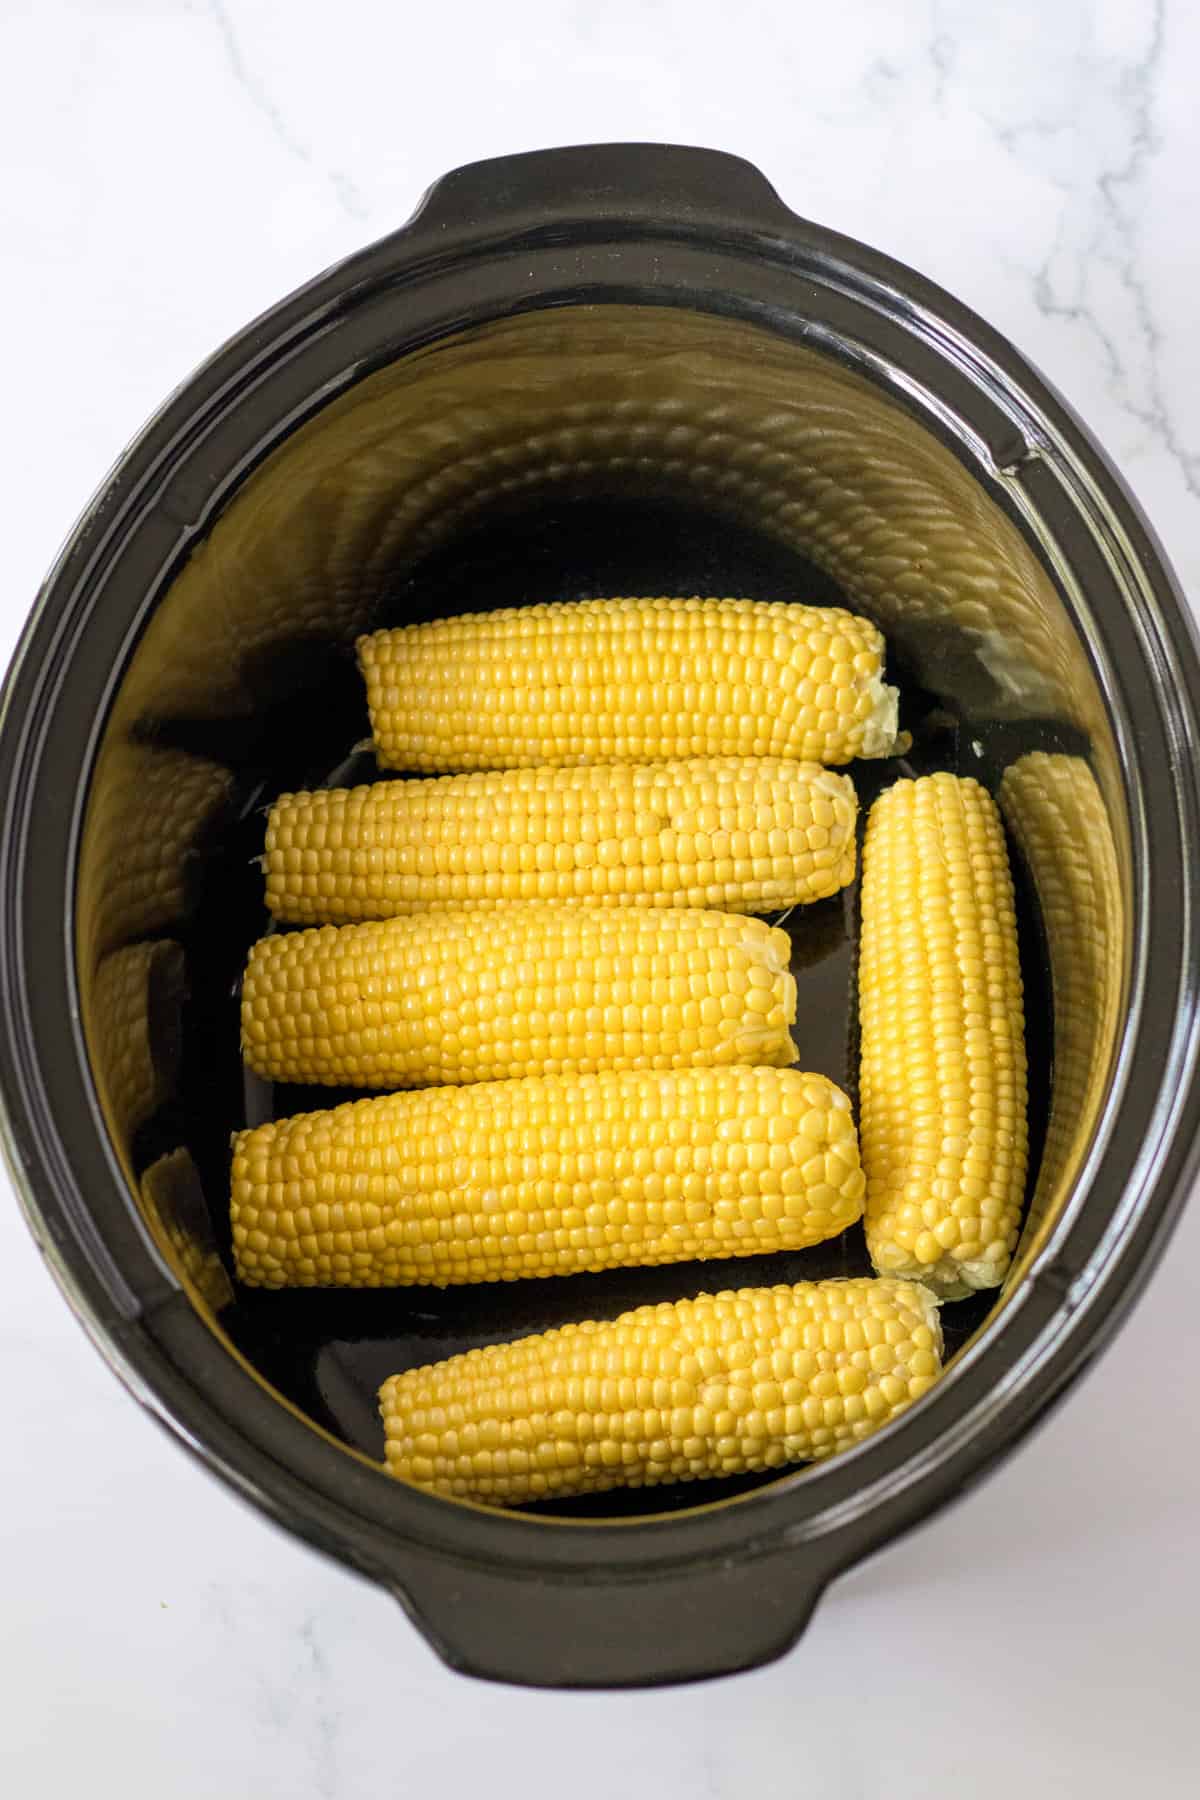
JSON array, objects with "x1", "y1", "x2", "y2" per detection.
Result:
[
  {"x1": 999, "y1": 754, "x2": 1123, "y2": 1252},
  {"x1": 859, "y1": 774, "x2": 1028, "y2": 1297},
  {"x1": 241, "y1": 902, "x2": 797, "y2": 1088},
  {"x1": 380, "y1": 1276, "x2": 941, "y2": 1504},
  {"x1": 358, "y1": 597, "x2": 899, "y2": 772},
  {"x1": 263, "y1": 756, "x2": 857, "y2": 924},
  {"x1": 230, "y1": 1065, "x2": 865, "y2": 1288},
  {"x1": 89, "y1": 940, "x2": 187, "y2": 1142}
]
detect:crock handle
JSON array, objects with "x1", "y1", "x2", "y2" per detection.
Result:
[
  {"x1": 407, "y1": 142, "x2": 795, "y2": 240},
  {"x1": 384, "y1": 1546, "x2": 826, "y2": 1687}
]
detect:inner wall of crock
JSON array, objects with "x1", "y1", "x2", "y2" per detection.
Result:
[{"x1": 74, "y1": 303, "x2": 1128, "y2": 1517}]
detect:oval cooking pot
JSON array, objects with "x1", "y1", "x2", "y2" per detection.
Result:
[{"x1": 2, "y1": 144, "x2": 1199, "y2": 1686}]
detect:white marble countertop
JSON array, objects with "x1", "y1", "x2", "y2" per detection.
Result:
[{"x1": 3, "y1": 1, "x2": 1199, "y2": 1793}]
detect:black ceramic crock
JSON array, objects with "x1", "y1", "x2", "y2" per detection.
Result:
[{"x1": 3, "y1": 144, "x2": 1199, "y2": 1688}]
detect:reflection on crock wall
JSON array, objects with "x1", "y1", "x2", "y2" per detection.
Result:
[
  {"x1": 85, "y1": 939, "x2": 187, "y2": 1154},
  {"x1": 139, "y1": 1147, "x2": 233, "y2": 1316},
  {"x1": 999, "y1": 753, "x2": 1125, "y2": 1282},
  {"x1": 76, "y1": 735, "x2": 233, "y2": 1207},
  {"x1": 112, "y1": 307, "x2": 1101, "y2": 739},
  {"x1": 77, "y1": 739, "x2": 233, "y2": 957}
]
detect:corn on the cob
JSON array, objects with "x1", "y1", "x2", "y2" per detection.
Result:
[
  {"x1": 358, "y1": 597, "x2": 899, "y2": 772},
  {"x1": 999, "y1": 754, "x2": 1123, "y2": 1251},
  {"x1": 241, "y1": 903, "x2": 797, "y2": 1089},
  {"x1": 859, "y1": 774, "x2": 1027, "y2": 1298},
  {"x1": 264, "y1": 757, "x2": 858, "y2": 924},
  {"x1": 230, "y1": 1065, "x2": 865, "y2": 1288},
  {"x1": 380, "y1": 1276, "x2": 941, "y2": 1503},
  {"x1": 89, "y1": 940, "x2": 187, "y2": 1142}
]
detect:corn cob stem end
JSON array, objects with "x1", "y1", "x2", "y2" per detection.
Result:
[{"x1": 860, "y1": 672, "x2": 902, "y2": 759}]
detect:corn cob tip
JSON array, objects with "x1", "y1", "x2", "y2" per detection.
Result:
[{"x1": 907, "y1": 1276, "x2": 945, "y2": 1352}]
